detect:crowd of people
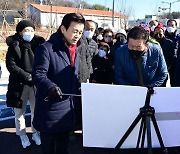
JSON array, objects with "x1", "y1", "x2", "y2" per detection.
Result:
[{"x1": 4, "y1": 13, "x2": 180, "y2": 154}]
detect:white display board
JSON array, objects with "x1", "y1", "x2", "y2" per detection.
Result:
[{"x1": 81, "y1": 83, "x2": 180, "y2": 148}]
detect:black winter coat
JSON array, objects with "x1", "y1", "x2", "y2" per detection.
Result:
[
  {"x1": 32, "y1": 31, "x2": 92, "y2": 133},
  {"x1": 90, "y1": 54, "x2": 113, "y2": 84},
  {"x1": 5, "y1": 33, "x2": 45, "y2": 108},
  {"x1": 159, "y1": 37, "x2": 175, "y2": 70}
]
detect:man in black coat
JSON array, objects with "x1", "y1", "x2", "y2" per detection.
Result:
[
  {"x1": 174, "y1": 41, "x2": 180, "y2": 86},
  {"x1": 32, "y1": 13, "x2": 91, "y2": 154},
  {"x1": 5, "y1": 20, "x2": 45, "y2": 149},
  {"x1": 153, "y1": 23, "x2": 175, "y2": 86}
]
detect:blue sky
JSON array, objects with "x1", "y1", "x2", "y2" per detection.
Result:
[{"x1": 83, "y1": 0, "x2": 180, "y2": 20}]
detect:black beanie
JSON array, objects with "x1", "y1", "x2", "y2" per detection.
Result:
[{"x1": 16, "y1": 20, "x2": 35, "y2": 32}]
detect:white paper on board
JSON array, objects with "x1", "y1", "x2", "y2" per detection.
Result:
[
  {"x1": 81, "y1": 84, "x2": 180, "y2": 148},
  {"x1": 81, "y1": 83, "x2": 147, "y2": 148}
]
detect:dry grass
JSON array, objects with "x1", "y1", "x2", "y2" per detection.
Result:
[{"x1": 0, "y1": 43, "x2": 7, "y2": 62}]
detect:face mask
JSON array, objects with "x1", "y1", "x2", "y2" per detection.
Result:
[
  {"x1": 22, "y1": 32, "x2": 34, "y2": 42},
  {"x1": 104, "y1": 37, "x2": 111, "y2": 43},
  {"x1": 154, "y1": 33, "x2": 163, "y2": 41},
  {"x1": 117, "y1": 37, "x2": 125, "y2": 44},
  {"x1": 129, "y1": 49, "x2": 144, "y2": 59},
  {"x1": 97, "y1": 34, "x2": 103, "y2": 40},
  {"x1": 98, "y1": 49, "x2": 106, "y2": 58},
  {"x1": 150, "y1": 25, "x2": 156, "y2": 32},
  {"x1": 84, "y1": 30, "x2": 94, "y2": 39},
  {"x1": 166, "y1": 27, "x2": 176, "y2": 33}
]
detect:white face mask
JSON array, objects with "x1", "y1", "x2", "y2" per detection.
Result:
[
  {"x1": 98, "y1": 50, "x2": 106, "y2": 58},
  {"x1": 83, "y1": 30, "x2": 94, "y2": 39},
  {"x1": 150, "y1": 25, "x2": 156, "y2": 32},
  {"x1": 97, "y1": 34, "x2": 103, "y2": 40},
  {"x1": 167, "y1": 27, "x2": 176, "y2": 33},
  {"x1": 22, "y1": 32, "x2": 34, "y2": 42}
]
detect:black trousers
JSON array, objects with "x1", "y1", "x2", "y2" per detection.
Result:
[{"x1": 40, "y1": 131, "x2": 70, "y2": 154}]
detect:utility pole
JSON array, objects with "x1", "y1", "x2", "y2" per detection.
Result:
[
  {"x1": 50, "y1": 0, "x2": 52, "y2": 30},
  {"x1": 46, "y1": 0, "x2": 53, "y2": 39},
  {"x1": 162, "y1": 0, "x2": 180, "y2": 19},
  {"x1": 112, "y1": 0, "x2": 115, "y2": 27}
]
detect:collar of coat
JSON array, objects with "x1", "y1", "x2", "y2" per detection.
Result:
[{"x1": 49, "y1": 30, "x2": 82, "y2": 48}]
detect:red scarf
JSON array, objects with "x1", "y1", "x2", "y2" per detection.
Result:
[{"x1": 68, "y1": 44, "x2": 77, "y2": 67}]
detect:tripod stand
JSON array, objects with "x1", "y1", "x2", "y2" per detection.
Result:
[{"x1": 112, "y1": 87, "x2": 168, "y2": 154}]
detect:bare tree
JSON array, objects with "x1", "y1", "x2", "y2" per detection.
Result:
[
  {"x1": 54, "y1": 0, "x2": 75, "y2": 7},
  {"x1": 80, "y1": 1, "x2": 91, "y2": 9},
  {"x1": 118, "y1": 0, "x2": 134, "y2": 29}
]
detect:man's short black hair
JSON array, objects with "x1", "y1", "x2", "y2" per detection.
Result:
[
  {"x1": 167, "y1": 19, "x2": 177, "y2": 27},
  {"x1": 127, "y1": 26, "x2": 149, "y2": 43},
  {"x1": 85, "y1": 20, "x2": 98, "y2": 27},
  {"x1": 61, "y1": 13, "x2": 85, "y2": 30}
]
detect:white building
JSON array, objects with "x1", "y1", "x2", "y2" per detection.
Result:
[{"x1": 28, "y1": 3, "x2": 128, "y2": 32}]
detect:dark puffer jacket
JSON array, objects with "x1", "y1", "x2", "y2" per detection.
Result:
[{"x1": 5, "y1": 33, "x2": 45, "y2": 108}]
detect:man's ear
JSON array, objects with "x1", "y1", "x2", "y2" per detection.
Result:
[
  {"x1": 19, "y1": 32, "x2": 23, "y2": 37},
  {"x1": 145, "y1": 42, "x2": 149, "y2": 48},
  {"x1": 60, "y1": 25, "x2": 66, "y2": 34}
]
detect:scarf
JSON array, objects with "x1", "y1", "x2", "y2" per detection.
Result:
[{"x1": 68, "y1": 44, "x2": 77, "y2": 67}]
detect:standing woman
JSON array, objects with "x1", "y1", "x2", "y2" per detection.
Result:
[{"x1": 5, "y1": 20, "x2": 45, "y2": 149}]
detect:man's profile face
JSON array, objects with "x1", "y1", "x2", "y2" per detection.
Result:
[
  {"x1": 61, "y1": 21, "x2": 84, "y2": 45},
  {"x1": 128, "y1": 38, "x2": 148, "y2": 51}
]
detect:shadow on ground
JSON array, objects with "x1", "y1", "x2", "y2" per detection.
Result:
[{"x1": 0, "y1": 116, "x2": 180, "y2": 154}]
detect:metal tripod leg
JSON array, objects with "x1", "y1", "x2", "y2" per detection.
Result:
[
  {"x1": 136, "y1": 116, "x2": 145, "y2": 148},
  {"x1": 135, "y1": 112, "x2": 154, "y2": 154},
  {"x1": 137, "y1": 113, "x2": 152, "y2": 153},
  {"x1": 146, "y1": 113, "x2": 153, "y2": 154},
  {"x1": 151, "y1": 114, "x2": 168, "y2": 153},
  {"x1": 113, "y1": 112, "x2": 142, "y2": 152},
  {"x1": 112, "y1": 87, "x2": 167, "y2": 154},
  {"x1": 141, "y1": 116, "x2": 147, "y2": 148},
  {"x1": 137, "y1": 112, "x2": 167, "y2": 154}
]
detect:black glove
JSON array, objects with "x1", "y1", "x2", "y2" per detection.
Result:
[
  {"x1": 48, "y1": 86, "x2": 62, "y2": 100},
  {"x1": 25, "y1": 74, "x2": 34, "y2": 87}
]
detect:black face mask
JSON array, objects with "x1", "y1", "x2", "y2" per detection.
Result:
[
  {"x1": 154, "y1": 33, "x2": 163, "y2": 41},
  {"x1": 129, "y1": 49, "x2": 144, "y2": 60},
  {"x1": 116, "y1": 36, "x2": 125, "y2": 44}
]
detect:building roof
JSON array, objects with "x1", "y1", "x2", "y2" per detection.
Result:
[{"x1": 30, "y1": 3, "x2": 123, "y2": 18}]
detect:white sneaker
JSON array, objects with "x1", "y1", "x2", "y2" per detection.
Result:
[
  {"x1": 32, "y1": 132, "x2": 41, "y2": 145},
  {"x1": 20, "y1": 134, "x2": 31, "y2": 148}
]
